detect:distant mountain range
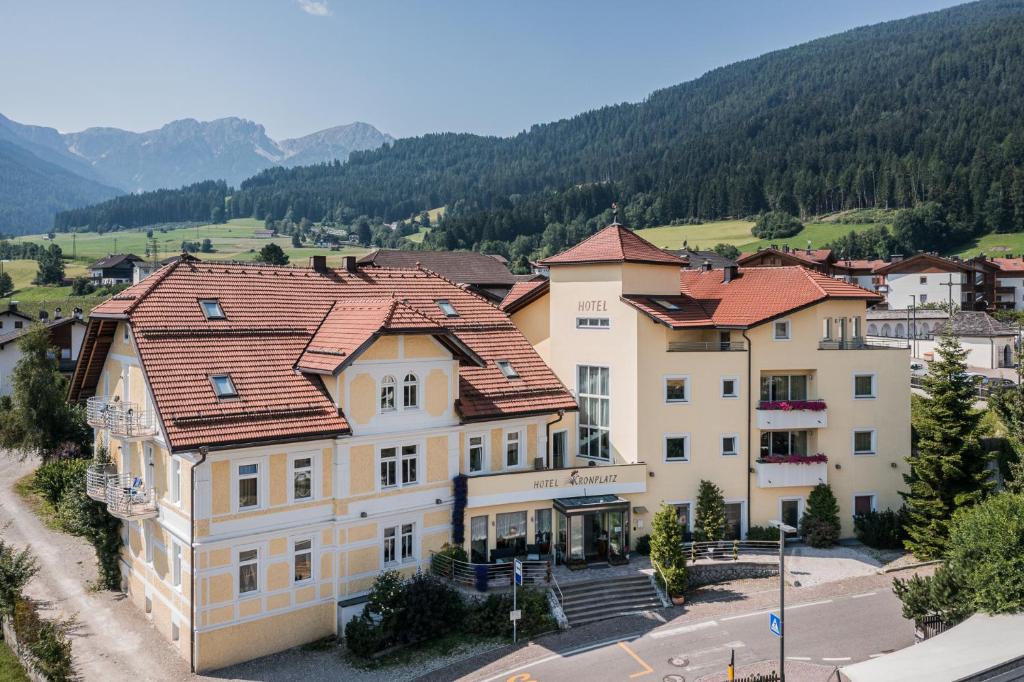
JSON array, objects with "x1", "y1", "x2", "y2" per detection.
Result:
[{"x1": 0, "y1": 113, "x2": 392, "y2": 233}]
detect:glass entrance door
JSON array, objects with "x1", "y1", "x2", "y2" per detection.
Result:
[
  {"x1": 781, "y1": 499, "x2": 801, "y2": 539},
  {"x1": 552, "y1": 431, "x2": 567, "y2": 469}
]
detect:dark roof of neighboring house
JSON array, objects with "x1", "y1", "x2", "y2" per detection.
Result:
[
  {"x1": 1, "y1": 306, "x2": 35, "y2": 322},
  {"x1": 737, "y1": 247, "x2": 834, "y2": 267},
  {"x1": 90, "y1": 254, "x2": 144, "y2": 270},
  {"x1": 947, "y1": 311, "x2": 1017, "y2": 337},
  {"x1": 500, "y1": 277, "x2": 550, "y2": 314},
  {"x1": 0, "y1": 316, "x2": 85, "y2": 349},
  {"x1": 867, "y1": 309, "x2": 950, "y2": 320},
  {"x1": 873, "y1": 252, "x2": 971, "y2": 275},
  {"x1": 356, "y1": 249, "x2": 517, "y2": 286},
  {"x1": 670, "y1": 248, "x2": 738, "y2": 270}
]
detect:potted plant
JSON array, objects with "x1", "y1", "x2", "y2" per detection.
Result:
[
  {"x1": 650, "y1": 504, "x2": 689, "y2": 604},
  {"x1": 665, "y1": 566, "x2": 689, "y2": 605}
]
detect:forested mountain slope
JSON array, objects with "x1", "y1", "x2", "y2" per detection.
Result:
[{"x1": 56, "y1": 0, "x2": 1024, "y2": 258}]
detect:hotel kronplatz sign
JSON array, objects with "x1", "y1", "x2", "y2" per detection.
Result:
[{"x1": 533, "y1": 469, "x2": 619, "y2": 489}]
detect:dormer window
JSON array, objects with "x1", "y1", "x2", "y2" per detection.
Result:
[
  {"x1": 497, "y1": 360, "x2": 519, "y2": 379},
  {"x1": 200, "y1": 299, "x2": 225, "y2": 320},
  {"x1": 436, "y1": 300, "x2": 458, "y2": 317},
  {"x1": 210, "y1": 374, "x2": 238, "y2": 398},
  {"x1": 652, "y1": 298, "x2": 680, "y2": 311}
]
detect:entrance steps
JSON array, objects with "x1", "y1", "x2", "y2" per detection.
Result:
[{"x1": 557, "y1": 574, "x2": 664, "y2": 627}]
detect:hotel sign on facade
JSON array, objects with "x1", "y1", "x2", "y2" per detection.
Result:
[{"x1": 466, "y1": 462, "x2": 648, "y2": 508}]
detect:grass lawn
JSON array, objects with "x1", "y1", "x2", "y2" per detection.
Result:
[
  {"x1": 954, "y1": 231, "x2": 1024, "y2": 258},
  {"x1": 634, "y1": 219, "x2": 884, "y2": 253},
  {"x1": 0, "y1": 642, "x2": 30, "y2": 682},
  {"x1": 405, "y1": 226, "x2": 431, "y2": 244}
]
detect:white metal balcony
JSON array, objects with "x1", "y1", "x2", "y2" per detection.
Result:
[
  {"x1": 755, "y1": 458, "x2": 828, "y2": 488},
  {"x1": 756, "y1": 400, "x2": 828, "y2": 429},
  {"x1": 85, "y1": 463, "x2": 117, "y2": 502},
  {"x1": 105, "y1": 473, "x2": 158, "y2": 520},
  {"x1": 86, "y1": 396, "x2": 158, "y2": 439}
]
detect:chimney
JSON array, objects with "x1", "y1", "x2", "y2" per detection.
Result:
[
  {"x1": 722, "y1": 264, "x2": 739, "y2": 283},
  {"x1": 342, "y1": 255, "x2": 358, "y2": 273},
  {"x1": 702, "y1": 259, "x2": 713, "y2": 272},
  {"x1": 73, "y1": 307, "x2": 83, "y2": 320},
  {"x1": 309, "y1": 255, "x2": 328, "y2": 273},
  {"x1": 54, "y1": 307, "x2": 62, "y2": 320},
  {"x1": 890, "y1": 254, "x2": 904, "y2": 262},
  {"x1": 8, "y1": 301, "x2": 17, "y2": 313},
  {"x1": 38, "y1": 310, "x2": 48, "y2": 321}
]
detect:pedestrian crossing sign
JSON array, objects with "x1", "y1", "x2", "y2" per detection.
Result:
[{"x1": 769, "y1": 612, "x2": 782, "y2": 637}]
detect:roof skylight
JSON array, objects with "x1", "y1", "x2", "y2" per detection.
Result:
[
  {"x1": 200, "y1": 299, "x2": 226, "y2": 320},
  {"x1": 436, "y1": 299, "x2": 459, "y2": 317},
  {"x1": 496, "y1": 360, "x2": 519, "y2": 379},
  {"x1": 210, "y1": 374, "x2": 238, "y2": 398}
]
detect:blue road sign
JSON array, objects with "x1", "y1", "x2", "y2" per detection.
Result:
[
  {"x1": 514, "y1": 559, "x2": 523, "y2": 586},
  {"x1": 769, "y1": 612, "x2": 782, "y2": 637}
]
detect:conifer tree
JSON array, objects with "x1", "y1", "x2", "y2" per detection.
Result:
[
  {"x1": 901, "y1": 330, "x2": 991, "y2": 559},
  {"x1": 694, "y1": 479, "x2": 727, "y2": 542},
  {"x1": 799, "y1": 483, "x2": 841, "y2": 548}
]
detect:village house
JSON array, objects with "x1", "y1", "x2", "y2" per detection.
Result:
[{"x1": 90, "y1": 253, "x2": 146, "y2": 285}]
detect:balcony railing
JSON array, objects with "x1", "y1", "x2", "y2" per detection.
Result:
[
  {"x1": 105, "y1": 473, "x2": 158, "y2": 520},
  {"x1": 85, "y1": 463, "x2": 117, "y2": 502},
  {"x1": 819, "y1": 337, "x2": 909, "y2": 350},
  {"x1": 756, "y1": 399, "x2": 827, "y2": 429},
  {"x1": 429, "y1": 551, "x2": 551, "y2": 591},
  {"x1": 86, "y1": 396, "x2": 158, "y2": 438},
  {"x1": 667, "y1": 340, "x2": 746, "y2": 352},
  {"x1": 754, "y1": 457, "x2": 828, "y2": 488}
]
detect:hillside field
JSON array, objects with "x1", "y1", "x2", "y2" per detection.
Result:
[{"x1": 634, "y1": 219, "x2": 882, "y2": 253}]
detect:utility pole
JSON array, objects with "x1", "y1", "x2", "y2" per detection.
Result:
[{"x1": 771, "y1": 520, "x2": 797, "y2": 682}]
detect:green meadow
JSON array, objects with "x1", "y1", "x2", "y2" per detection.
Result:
[{"x1": 634, "y1": 219, "x2": 882, "y2": 253}]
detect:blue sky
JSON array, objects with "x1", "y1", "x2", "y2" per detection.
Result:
[{"x1": 0, "y1": 0, "x2": 963, "y2": 140}]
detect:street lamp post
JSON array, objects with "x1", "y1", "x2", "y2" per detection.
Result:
[{"x1": 770, "y1": 520, "x2": 797, "y2": 682}]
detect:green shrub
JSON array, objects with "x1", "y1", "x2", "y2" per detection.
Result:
[
  {"x1": 853, "y1": 508, "x2": 908, "y2": 550},
  {"x1": 694, "y1": 480, "x2": 726, "y2": 542},
  {"x1": 650, "y1": 504, "x2": 687, "y2": 597},
  {"x1": 800, "y1": 483, "x2": 841, "y2": 548},
  {"x1": 746, "y1": 525, "x2": 778, "y2": 541},
  {"x1": 396, "y1": 572, "x2": 464, "y2": 643},
  {"x1": 32, "y1": 459, "x2": 89, "y2": 506},
  {"x1": 751, "y1": 211, "x2": 803, "y2": 239},
  {"x1": 0, "y1": 542, "x2": 37, "y2": 616},
  {"x1": 465, "y1": 589, "x2": 555, "y2": 639},
  {"x1": 946, "y1": 492, "x2": 1024, "y2": 614},
  {"x1": 430, "y1": 542, "x2": 468, "y2": 578},
  {"x1": 344, "y1": 613, "x2": 383, "y2": 657},
  {"x1": 12, "y1": 597, "x2": 75, "y2": 682},
  {"x1": 663, "y1": 565, "x2": 688, "y2": 596},
  {"x1": 893, "y1": 564, "x2": 973, "y2": 625},
  {"x1": 634, "y1": 534, "x2": 651, "y2": 555}
]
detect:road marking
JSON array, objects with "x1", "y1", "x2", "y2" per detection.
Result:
[
  {"x1": 720, "y1": 599, "x2": 833, "y2": 622},
  {"x1": 618, "y1": 641, "x2": 654, "y2": 678},
  {"x1": 721, "y1": 609, "x2": 773, "y2": 622},
  {"x1": 849, "y1": 592, "x2": 877, "y2": 599},
  {"x1": 648, "y1": 611, "x2": 668, "y2": 623},
  {"x1": 869, "y1": 653, "x2": 887, "y2": 658},
  {"x1": 787, "y1": 656, "x2": 812, "y2": 661},
  {"x1": 478, "y1": 632, "x2": 648, "y2": 682},
  {"x1": 822, "y1": 657, "x2": 852, "y2": 662},
  {"x1": 506, "y1": 675, "x2": 538, "y2": 682},
  {"x1": 650, "y1": 620, "x2": 719, "y2": 639}
]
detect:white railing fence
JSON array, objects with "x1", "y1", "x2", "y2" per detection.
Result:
[{"x1": 429, "y1": 551, "x2": 552, "y2": 590}]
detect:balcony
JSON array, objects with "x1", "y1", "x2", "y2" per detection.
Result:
[
  {"x1": 86, "y1": 396, "x2": 158, "y2": 439},
  {"x1": 667, "y1": 340, "x2": 746, "y2": 352},
  {"x1": 85, "y1": 463, "x2": 117, "y2": 502},
  {"x1": 755, "y1": 456, "x2": 828, "y2": 488},
  {"x1": 819, "y1": 337, "x2": 909, "y2": 350},
  {"x1": 105, "y1": 473, "x2": 158, "y2": 520},
  {"x1": 756, "y1": 400, "x2": 827, "y2": 429},
  {"x1": 465, "y1": 462, "x2": 647, "y2": 508}
]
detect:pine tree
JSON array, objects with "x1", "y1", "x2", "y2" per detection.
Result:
[
  {"x1": 694, "y1": 479, "x2": 727, "y2": 542},
  {"x1": 901, "y1": 331, "x2": 992, "y2": 559},
  {"x1": 256, "y1": 243, "x2": 289, "y2": 266},
  {"x1": 649, "y1": 504, "x2": 687, "y2": 596},
  {"x1": 0, "y1": 271, "x2": 13, "y2": 297},
  {"x1": 799, "y1": 483, "x2": 841, "y2": 548}
]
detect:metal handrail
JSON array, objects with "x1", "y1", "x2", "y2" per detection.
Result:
[
  {"x1": 819, "y1": 338, "x2": 909, "y2": 350},
  {"x1": 105, "y1": 473, "x2": 156, "y2": 517},
  {"x1": 85, "y1": 462, "x2": 117, "y2": 500},
  {"x1": 683, "y1": 539, "x2": 780, "y2": 562},
  {"x1": 549, "y1": 569, "x2": 563, "y2": 606},
  {"x1": 86, "y1": 396, "x2": 156, "y2": 437},
  {"x1": 429, "y1": 551, "x2": 552, "y2": 589},
  {"x1": 667, "y1": 340, "x2": 746, "y2": 352}
]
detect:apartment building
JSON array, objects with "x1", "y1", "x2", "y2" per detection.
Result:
[
  {"x1": 498, "y1": 224, "x2": 911, "y2": 559},
  {"x1": 69, "y1": 254, "x2": 574, "y2": 671}
]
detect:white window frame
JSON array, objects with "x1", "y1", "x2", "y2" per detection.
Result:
[
  {"x1": 664, "y1": 375, "x2": 690, "y2": 404},
  {"x1": 576, "y1": 317, "x2": 610, "y2": 330},
  {"x1": 779, "y1": 496, "x2": 805, "y2": 527},
  {"x1": 379, "y1": 375, "x2": 397, "y2": 413},
  {"x1": 289, "y1": 452, "x2": 316, "y2": 503},
  {"x1": 852, "y1": 493, "x2": 878, "y2": 516},
  {"x1": 467, "y1": 433, "x2": 488, "y2": 474},
  {"x1": 773, "y1": 319, "x2": 792, "y2": 341},
  {"x1": 663, "y1": 433, "x2": 691, "y2": 463},
  {"x1": 292, "y1": 537, "x2": 315, "y2": 585},
  {"x1": 401, "y1": 373, "x2": 419, "y2": 410},
  {"x1": 234, "y1": 459, "x2": 263, "y2": 512},
  {"x1": 721, "y1": 433, "x2": 739, "y2": 456},
  {"x1": 504, "y1": 429, "x2": 523, "y2": 469},
  {"x1": 237, "y1": 546, "x2": 261, "y2": 596},
  {"x1": 852, "y1": 428, "x2": 877, "y2": 456},
  {"x1": 721, "y1": 376, "x2": 739, "y2": 399},
  {"x1": 382, "y1": 522, "x2": 417, "y2": 567},
  {"x1": 170, "y1": 457, "x2": 181, "y2": 506},
  {"x1": 378, "y1": 442, "x2": 421, "y2": 490},
  {"x1": 667, "y1": 500, "x2": 694, "y2": 535},
  {"x1": 171, "y1": 540, "x2": 182, "y2": 589},
  {"x1": 853, "y1": 372, "x2": 877, "y2": 400},
  {"x1": 577, "y1": 364, "x2": 610, "y2": 461},
  {"x1": 400, "y1": 444, "x2": 419, "y2": 485}
]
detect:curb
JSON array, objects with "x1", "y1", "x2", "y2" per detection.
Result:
[{"x1": 877, "y1": 559, "x2": 942, "y2": 574}]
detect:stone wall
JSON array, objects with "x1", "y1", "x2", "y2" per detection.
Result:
[{"x1": 687, "y1": 561, "x2": 779, "y2": 588}]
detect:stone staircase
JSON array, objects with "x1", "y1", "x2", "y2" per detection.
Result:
[{"x1": 557, "y1": 574, "x2": 665, "y2": 627}]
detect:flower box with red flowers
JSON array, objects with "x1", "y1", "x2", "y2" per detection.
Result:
[
  {"x1": 757, "y1": 400, "x2": 827, "y2": 412},
  {"x1": 756, "y1": 453, "x2": 828, "y2": 465}
]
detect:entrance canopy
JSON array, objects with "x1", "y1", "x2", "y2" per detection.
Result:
[{"x1": 553, "y1": 495, "x2": 629, "y2": 515}]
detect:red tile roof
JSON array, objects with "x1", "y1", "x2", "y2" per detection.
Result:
[
  {"x1": 873, "y1": 253, "x2": 970, "y2": 275},
  {"x1": 75, "y1": 259, "x2": 575, "y2": 452},
  {"x1": 622, "y1": 266, "x2": 880, "y2": 329},
  {"x1": 737, "y1": 248, "x2": 833, "y2": 267},
  {"x1": 832, "y1": 259, "x2": 887, "y2": 272},
  {"x1": 993, "y1": 257, "x2": 1024, "y2": 273},
  {"x1": 500, "y1": 277, "x2": 549, "y2": 314},
  {"x1": 357, "y1": 249, "x2": 517, "y2": 286},
  {"x1": 540, "y1": 224, "x2": 685, "y2": 266}
]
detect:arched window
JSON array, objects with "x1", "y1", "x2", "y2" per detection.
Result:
[
  {"x1": 868, "y1": 323, "x2": 878, "y2": 336},
  {"x1": 881, "y1": 324, "x2": 891, "y2": 337},
  {"x1": 895, "y1": 323, "x2": 905, "y2": 338},
  {"x1": 402, "y1": 373, "x2": 419, "y2": 409},
  {"x1": 919, "y1": 322, "x2": 930, "y2": 338},
  {"x1": 380, "y1": 376, "x2": 396, "y2": 412}
]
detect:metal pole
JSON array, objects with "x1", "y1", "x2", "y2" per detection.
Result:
[
  {"x1": 779, "y1": 525, "x2": 785, "y2": 682},
  {"x1": 513, "y1": 570, "x2": 518, "y2": 644}
]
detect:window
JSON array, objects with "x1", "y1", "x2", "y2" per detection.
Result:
[
  {"x1": 760, "y1": 431, "x2": 809, "y2": 457},
  {"x1": 170, "y1": 458, "x2": 181, "y2": 505},
  {"x1": 237, "y1": 463, "x2": 259, "y2": 509},
  {"x1": 665, "y1": 435, "x2": 690, "y2": 462},
  {"x1": 853, "y1": 429, "x2": 876, "y2": 455},
  {"x1": 384, "y1": 524, "x2": 415, "y2": 565},
  {"x1": 123, "y1": 324, "x2": 129, "y2": 341},
  {"x1": 721, "y1": 377, "x2": 738, "y2": 398},
  {"x1": 436, "y1": 299, "x2": 458, "y2": 317},
  {"x1": 470, "y1": 515, "x2": 488, "y2": 563},
  {"x1": 760, "y1": 375, "x2": 808, "y2": 401},
  {"x1": 379, "y1": 445, "x2": 418, "y2": 489},
  {"x1": 854, "y1": 495, "x2": 876, "y2": 516},
  {"x1": 674, "y1": 503, "x2": 692, "y2": 540},
  {"x1": 380, "y1": 376, "x2": 396, "y2": 411},
  {"x1": 919, "y1": 276, "x2": 927, "y2": 285},
  {"x1": 211, "y1": 374, "x2": 237, "y2": 398},
  {"x1": 919, "y1": 294, "x2": 928, "y2": 304},
  {"x1": 200, "y1": 299, "x2": 225, "y2": 320},
  {"x1": 14, "y1": 321, "x2": 23, "y2": 329},
  {"x1": 854, "y1": 374, "x2": 876, "y2": 399},
  {"x1": 497, "y1": 360, "x2": 519, "y2": 379},
  {"x1": 401, "y1": 445, "x2": 418, "y2": 484},
  {"x1": 293, "y1": 539, "x2": 313, "y2": 583},
  {"x1": 576, "y1": 317, "x2": 610, "y2": 329},
  {"x1": 496, "y1": 512, "x2": 527, "y2": 554},
  {"x1": 721, "y1": 435, "x2": 738, "y2": 456},
  {"x1": 468, "y1": 435, "x2": 485, "y2": 473},
  {"x1": 577, "y1": 366, "x2": 610, "y2": 460},
  {"x1": 773, "y1": 320, "x2": 791, "y2": 340},
  {"x1": 238, "y1": 549, "x2": 258, "y2": 594},
  {"x1": 651, "y1": 297, "x2": 680, "y2": 310},
  {"x1": 172, "y1": 542, "x2": 182, "y2": 588},
  {"x1": 505, "y1": 432, "x2": 521, "y2": 468},
  {"x1": 402, "y1": 373, "x2": 419, "y2": 409},
  {"x1": 380, "y1": 447, "x2": 397, "y2": 488},
  {"x1": 665, "y1": 376, "x2": 689, "y2": 403},
  {"x1": 293, "y1": 457, "x2": 313, "y2": 500},
  {"x1": 144, "y1": 521, "x2": 154, "y2": 564}
]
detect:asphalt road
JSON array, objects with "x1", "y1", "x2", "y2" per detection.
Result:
[{"x1": 462, "y1": 588, "x2": 912, "y2": 682}]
